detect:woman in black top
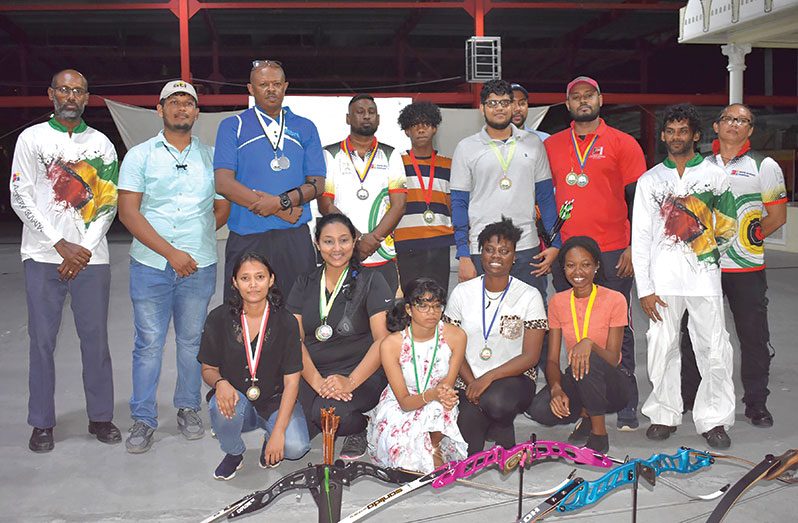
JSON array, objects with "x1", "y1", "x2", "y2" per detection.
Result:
[
  {"x1": 287, "y1": 213, "x2": 393, "y2": 460},
  {"x1": 199, "y1": 253, "x2": 310, "y2": 480}
]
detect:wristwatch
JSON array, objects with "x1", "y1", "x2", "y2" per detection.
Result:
[{"x1": 278, "y1": 192, "x2": 292, "y2": 210}]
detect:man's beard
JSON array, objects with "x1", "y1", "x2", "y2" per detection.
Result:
[
  {"x1": 569, "y1": 105, "x2": 599, "y2": 123},
  {"x1": 166, "y1": 121, "x2": 193, "y2": 132},
  {"x1": 53, "y1": 99, "x2": 83, "y2": 121},
  {"x1": 666, "y1": 141, "x2": 694, "y2": 157},
  {"x1": 486, "y1": 117, "x2": 511, "y2": 131},
  {"x1": 353, "y1": 124, "x2": 377, "y2": 137}
]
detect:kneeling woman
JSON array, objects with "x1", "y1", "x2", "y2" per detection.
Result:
[
  {"x1": 199, "y1": 253, "x2": 310, "y2": 480},
  {"x1": 445, "y1": 218, "x2": 547, "y2": 455},
  {"x1": 287, "y1": 213, "x2": 393, "y2": 460},
  {"x1": 527, "y1": 236, "x2": 630, "y2": 454},
  {"x1": 368, "y1": 278, "x2": 467, "y2": 472}
]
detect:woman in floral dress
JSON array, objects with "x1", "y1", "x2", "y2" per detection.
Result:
[{"x1": 367, "y1": 278, "x2": 467, "y2": 473}]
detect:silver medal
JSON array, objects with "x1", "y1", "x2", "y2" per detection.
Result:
[
  {"x1": 315, "y1": 323, "x2": 333, "y2": 342},
  {"x1": 278, "y1": 156, "x2": 291, "y2": 170},
  {"x1": 270, "y1": 157, "x2": 281, "y2": 171},
  {"x1": 576, "y1": 173, "x2": 589, "y2": 187},
  {"x1": 422, "y1": 208, "x2": 435, "y2": 224},
  {"x1": 246, "y1": 385, "x2": 261, "y2": 401},
  {"x1": 499, "y1": 176, "x2": 512, "y2": 190},
  {"x1": 356, "y1": 187, "x2": 370, "y2": 200}
]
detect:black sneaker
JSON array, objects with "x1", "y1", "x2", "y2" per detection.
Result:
[
  {"x1": 568, "y1": 417, "x2": 592, "y2": 446},
  {"x1": 214, "y1": 453, "x2": 244, "y2": 480},
  {"x1": 259, "y1": 436, "x2": 281, "y2": 469},
  {"x1": 702, "y1": 426, "x2": 731, "y2": 449},
  {"x1": 585, "y1": 433, "x2": 609, "y2": 454},
  {"x1": 29, "y1": 427, "x2": 54, "y2": 453},
  {"x1": 88, "y1": 421, "x2": 122, "y2": 444},
  {"x1": 339, "y1": 430, "x2": 368, "y2": 460},
  {"x1": 744, "y1": 404, "x2": 773, "y2": 428},
  {"x1": 645, "y1": 424, "x2": 677, "y2": 441}
]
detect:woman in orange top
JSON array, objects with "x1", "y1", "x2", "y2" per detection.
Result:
[{"x1": 527, "y1": 236, "x2": 630, "y2": 453}]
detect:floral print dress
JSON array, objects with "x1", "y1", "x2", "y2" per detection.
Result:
[{"x1": 367, "y1": 323, "x2": 467, "y2": 473}]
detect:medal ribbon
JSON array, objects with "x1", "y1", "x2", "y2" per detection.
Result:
[
  {"x1": 240, "y1": 303, "x2": 270, "y2": 384},
  {"x1": 482, "y1": 276, "x2": 513, "y2": 346},
  {"x1": 409, "y1": 323, "x2": 439, "y2": 394},
  {"x1": 408, "y1": 150, "x2": 436, "y2": 207},
  {"x1": 488, "y1": 140, "x2": 517, "y2": 174},
  {"x1": 342, "y1": 137, "x2": 378, "y2": 185},
  {"x1": 319, "y1": 266, "x2": 350, "y2": 324},
  {"x1": 570, "y1": 129, "x2": 598, "y2": 173},
  {"x1": 254, "y1": 107, "x2": 286, "y2": 157},
  {"x1": 570, "y1": 284, "x2": 597, "y2": 342}
]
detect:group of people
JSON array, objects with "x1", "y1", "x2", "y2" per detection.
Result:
[{"x1": 11, "y1": 63, "x2": 786, "y2": 481}]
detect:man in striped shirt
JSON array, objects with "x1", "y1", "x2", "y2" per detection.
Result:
[{"x1": 394, "y1": 102, "x2": 455, "y2": 294}]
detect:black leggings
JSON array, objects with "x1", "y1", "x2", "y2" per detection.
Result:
[
  {"x1": 298, "y1": 372, "x2": 387, "y2": 440},
  {"x1": 528, "y1": 352, "x2": 630, "y2": 427},
  {"x1": 457, "y1": 375, "x2": 536, "y2": 455}
]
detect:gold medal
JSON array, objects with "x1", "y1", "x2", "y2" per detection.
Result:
[
  {"x1": 422, "y1": 208, "x2": 435, "y2": 224},
  {"x1": 499, "y1": 176, "x2": 512, "y2": 190},
  {"x1": 246, "y1": 385, "x2": 261, "y2": 401},
  {"x1": 565, "y1": 170, "x2": 578, "y2": 186},
  {"x1": 480, "y1": 346, "x2": 493, "y2": 360}
]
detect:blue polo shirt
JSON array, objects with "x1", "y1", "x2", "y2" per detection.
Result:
[
  {"x1": 213, "y1": 105, "x2": 325, "y2": 235},
  {"x1": 118, "y1": 131, "x2": 221, "y2": 269}
]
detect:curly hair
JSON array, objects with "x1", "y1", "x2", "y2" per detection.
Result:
[
  {"x1": 386, "y1": 278, "x2": 447, "y2": 332},
  {"x1": 662, "y1": 103, "x2": 702, "y2": 135},
  {"x1": 477, "y1": 216, "x2": 522, "y2": 251},
  {"x1": 480, "y1": 79, "x2": 513, "y2": 104},
  {"x1": 227, "y1": 252, "x2": 284, "y2": 321},
  {"x1": 397, "y1": 101, "x2": 442, "y2": 130}
]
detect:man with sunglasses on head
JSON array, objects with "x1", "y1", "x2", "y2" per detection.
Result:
[
  {"x1": 542, "y1": 76, "x2": 646, "y2": 432},
  {"x1": 118, "y1": 81, "x2": 231, "y2": 453},
  {"x1": 11, "y1": 69, "x2": 121, "y2": 453},
  {"x1": 214, "y1": 60, "x2": 325, "y2": 299},
  {"x1": 679, "y1": 104, "x2": 787, "y2": 428},
  {"x1": 451, "y1": 79, "x2": 560, "y2": 301}
]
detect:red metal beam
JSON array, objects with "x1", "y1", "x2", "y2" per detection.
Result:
[
  {"x1": 3, "y1": 93, "x2": 798, "y2": 109},
  {"x1": 0, "y1": 1, "x2": 682, "y2": 12},
  {"x1": 178, "y1": 0, "x2": 191, "y2": 81}
]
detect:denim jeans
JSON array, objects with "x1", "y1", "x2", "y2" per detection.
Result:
[
  {"x1": 209, "y1": 391, "x2": 311, "y2": 459},
  {"x1": 129, "y1": 260, "x2": 217, "y2": 428}
]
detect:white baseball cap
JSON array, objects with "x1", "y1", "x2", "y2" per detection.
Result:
[{"x1": 159, "y1": 80, "x2": 198, "y2": 102}]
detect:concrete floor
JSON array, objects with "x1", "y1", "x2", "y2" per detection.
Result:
[{"x1": 1, "y1": 240, "x2": 796, "y2": 523}]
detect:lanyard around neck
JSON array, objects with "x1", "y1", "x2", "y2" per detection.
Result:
[
  {"x1": 319, "y1": 267, "x2": 349, "y2": 323},
  {"x1": 570, "y1": 284, "x2": 597, "y2": 342},
  {"x1": 343, "y1": 137, "x2": 378, "y2": 185},
  {"x1": 408, "y1": 150, "x2": 436, "y2": 206},
  {"x1": 409, "y1": 323, "x2": 439, "y2": 393},
  {"x1": 240, "y1": 304, "x2": 270, "y2": 382},
  {"x1": 482, "y1": 276, "x2": 512, "y2": 344},
  {"x1": 488, "y1": 140, "x2": 517, "y2": 174},
  {"x1": 254, "y1": 108, "x2": 285, "y2": 155}
]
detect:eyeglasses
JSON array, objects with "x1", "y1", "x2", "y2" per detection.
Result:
[
  {"x1": 718, "y1": 115, "x2": 751, "y2": 126},
  {"x1": 52, "y1": 86, "x2": 87, "y2": 97},
  {"x1": 251, "y1": 60, "x2": 283, "y2": 70},
  {"x1": 412, "y1": 302, "x2": 444, "y2": 313},
  {"x1": 484, "y1": 99, "x2": 513, "y2": 109}
]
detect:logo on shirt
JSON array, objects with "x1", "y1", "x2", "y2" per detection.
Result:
[
  {"x1": 589, "y1": 146, "x2": 605, "y2": 160},
  {"x1": 730, "y1": 169, "x2": 755, "y2": 178}
]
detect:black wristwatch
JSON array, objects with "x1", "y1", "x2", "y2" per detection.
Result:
[{"x1": 278, "y1": 192, "x2": 292, "y2": 210}]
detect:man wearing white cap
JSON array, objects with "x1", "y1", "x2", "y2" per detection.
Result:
[{"x1": 118, "y1": 80, "x2": 230, "y2": 453}]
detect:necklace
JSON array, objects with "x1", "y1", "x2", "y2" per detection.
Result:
[
  {"x1": 162, "y1": 141, "x2": 192, "y2": 170},
  {"x1": 410, "y1": 324, "x2": 439, "y2": 394}
]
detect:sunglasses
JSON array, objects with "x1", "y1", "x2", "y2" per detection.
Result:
[{"x1": 251, "y1": 60, "x2": 283, "y2": 70}]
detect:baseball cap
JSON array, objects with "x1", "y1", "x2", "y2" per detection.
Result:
[
  {"x1": 159, "y1": 80, "x2": 198, "y2": 102},
  {"x1": 510, "y1": 83, "x2": 529, "y2": 97},
  {"x1": 566, "y1": 76, "x2": 600, "y2": 96}
]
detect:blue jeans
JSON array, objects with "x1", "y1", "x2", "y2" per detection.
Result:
[
  {"x1": 129, "y1": 260, "x2": 217, "y2": 428},
  {"x1": 209, "y1": 391, "x2": 311, "y2": 458}
]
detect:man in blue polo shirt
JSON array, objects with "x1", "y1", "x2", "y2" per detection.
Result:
[
  {"x1": 214, "y1": 61, "x2": 326, "y2": 299},
  {"x1": 118, "y1": 80, "x2": 230, "y2": 453}
]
